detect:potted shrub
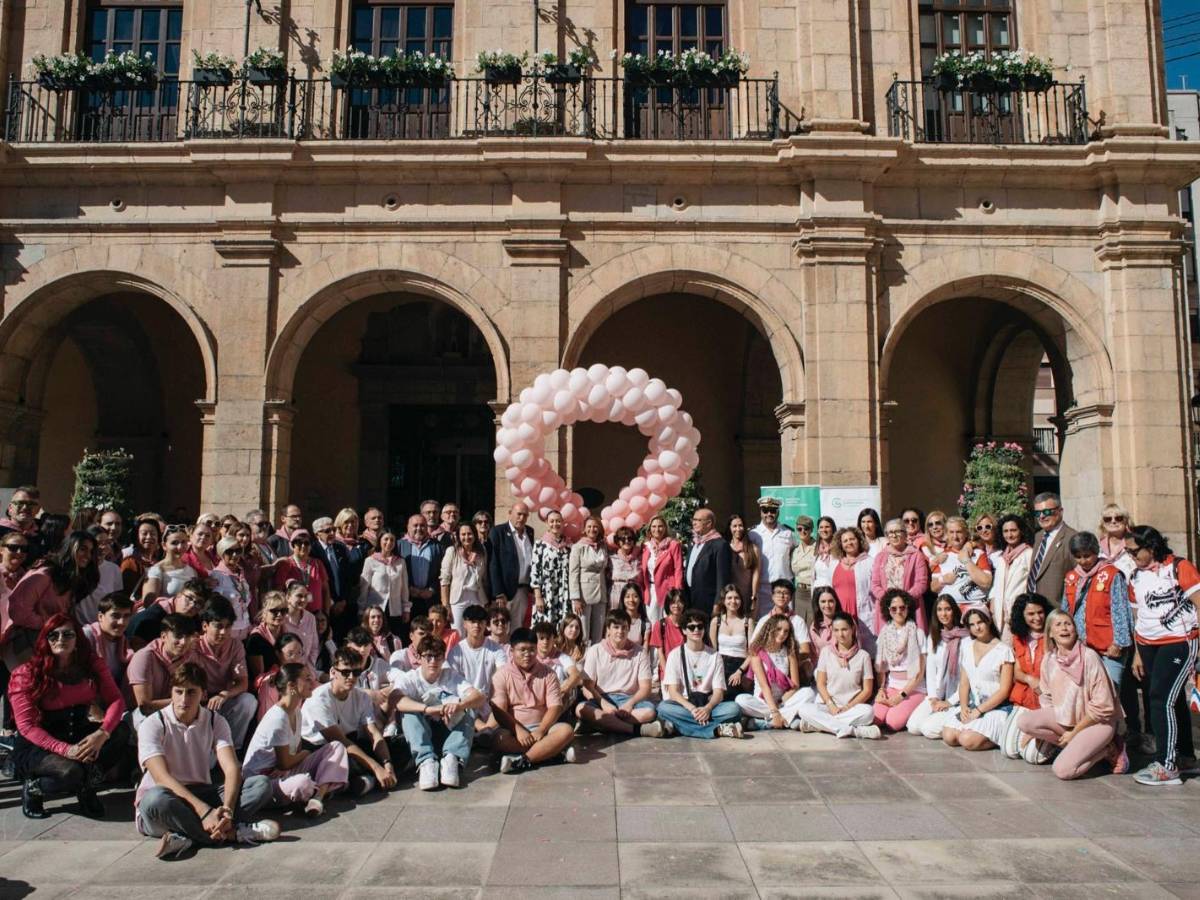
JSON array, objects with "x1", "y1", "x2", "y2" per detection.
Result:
[
  {"x1": 538, "y1": 47, "x2": 595, "y2": 84},
  {"x1": 476, "y1": 50, "x2": 526, "y2": 85},
  {"x1": 243, "y1": 47, "x2": 286, "y2": 85},
  {"x1": 330, "y1": 49, "x2": 386, "y2": 88},
  {"x1": 1020, "y1": 54, "x2": 1055, "y2": 92},
  {"x1": 191, "y1": 50, "x2": 236, "y2": 86},
  {"x1": 617, "y1": 50, "x2": 674, "y2": 87},
  {"x1": 402, "y1": 51, "x2": 454, "y2": 88},
  {"x1": 930, "y1": 51, "x2": 963, "y2": 92},
  {"x1": 31, "y1": 52, "x2": 90, "y2": 90},
  {"x1": 85, "y1": 50, "x2": 158, "y2": 90}
]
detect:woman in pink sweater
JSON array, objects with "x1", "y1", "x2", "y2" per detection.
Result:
[
  {"x1": 1016, "y1": 609, "x2": 1127, "y2": 780},
  {"x1": 9, "y1": 613, "x2": 127, "y2": 819},
  {"x1": 869, "y1": 519, "x2": 930, "y2": 634}
]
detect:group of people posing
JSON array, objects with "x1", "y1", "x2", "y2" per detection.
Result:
[{"x1": 0, "y1": 486, "x2": 1195, "y2": 862}]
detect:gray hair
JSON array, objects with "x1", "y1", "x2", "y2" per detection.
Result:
[
  {"x1": 884, "y1": 517, "x2": 904, "y2": 534},
  {"x1": 311, "y1": 516, "x2": 333, "y2": 532},
  {"x1": 1033, "y1": 491, "x2": 1061, "y2": 507}
]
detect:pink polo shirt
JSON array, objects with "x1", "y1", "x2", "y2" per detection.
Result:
[
  {"x1": 582, "y1": 641, "x2": 653, "y2": 695},
  {"x1": 127, "y1": 640, "x2": 194, "y2": 702},
  {"x1": 491, "y1": 661, "x2": 562, "y2": 727}
]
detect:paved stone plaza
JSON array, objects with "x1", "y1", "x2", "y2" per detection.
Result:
[{"x1": 1, "y1": 726, "x2": 1199, "y2": 899}]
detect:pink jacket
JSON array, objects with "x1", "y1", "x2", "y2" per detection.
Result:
[
  {"x1": 869, "y1": 548, "x2": 930, "y2": 632},
  {"x1": 2, "y1": 569, "x2": 71, "y2": 644},
  {"x1": 640, "y1": 540, "x2": 683, "y2": 603}
]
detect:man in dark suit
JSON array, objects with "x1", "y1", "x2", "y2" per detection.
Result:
[
  {"x1": 488, "y1": 503, "x2": 535, "y2": 630},
  {"x1": 1027, "y1": 492, "x2": 1077, "y2": 606},
  {"x1": 685, "y1": 507, "x2": 732, "y2": 611},
  {"x1": 310, "y1": 515, "x2": 365, "y2": 639}
]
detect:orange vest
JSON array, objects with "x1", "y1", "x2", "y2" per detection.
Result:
[
  {"x1": 1063, "y1": 564, "x2": 1117, "y2": 654},
  {"x1": 1010, "y1": 634, "x2": 1045, "y2": 709}
]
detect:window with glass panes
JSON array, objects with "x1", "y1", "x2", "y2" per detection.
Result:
[
  {"x1": 351, "y1": 2, "x2": 453, "y2": 60},
  {"x1": 917, "y1": 0, "x2": 1015, "y2": 75},
  {"x1": 626, "y1": 1, "x2": 727, "y2": 59},
  {"x1": 86, "y1": 3, "x2": 183, "y2": 77}
]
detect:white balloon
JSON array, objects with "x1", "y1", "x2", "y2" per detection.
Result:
[
  {"x1": 568, "y1": 368, "x2": 591, "y2": 395},
  {"x1": 519, "y1": 387, "x2": 534, "y2": 405},
  {"x1": 494, "y1": 446, "x2": 512, "y2": 465},
  {"x1": 520, "y1": 476, "x2": 540, "y2": 495},
  {"x1": 666, "y1": 388, "x2": 683, "y2": 407},
  {"x1": 643, "y1": 457, "x2": 661, "y2": 474},
  {"x1": 587, "y1": 363, "x2": 609, "y2": 383},
  {"x1": 605, "y1": 370, "x2": 630, "y2": 396},
  {"x1": 553, "y1": 390, "x2": 575, "y2": 414},
  {"x1": 623, "y1": 386, "x2": 646, "y2": 412},
  {"x1": 681, "y1": 411, "x2": 693, "y2": 427},
  {"x1": 643, "y1": 379, "x2": 667, "y2": 404},
  {"x1": 530, "y1": 382, "x2": 553, "y2": 406},
  {"x1": 505, "y1": 465, "x2": 521, "y2": 481},
  {"x1": 520, "y1": 403, "x2": 541, "y2": 424},
  {"x1": 517, "y1": 422, "x2": 537, "y2": 443},
  {"x1": 627, "y1": 367, "x2": 649, "y2": 387},
  {"x1": 549, "y1": 369, "x2": 570, "y2": 390},
  {"x1": 538, "y1": 485, "x2": 558, "y2": 506},
  {"x1": 501, "y1": 406, "x2": 520, "y2": 428},
  {"x1": 657, "y1": 404, "x2": 677, "y2": 424},
  {"x1": 512, "y1": 449, "x2": 534, "y2": 468},
  {"x1": 562, "y1": 502, "x2": 579, "y2": 521},
  {"x1": 659, "y1": 450, "x2": 681, "y2": 470},
  {"x1": 635, "y1": 408, "x2": 658, "y2": 433},
  {"x1": 587, "y1": 383, "x2": 608, "y2": 410},
  {"x1": 608, "y1": 399, "x2": 626, "y2": 421},
  {"x1": 542, "y1": 410, "x2": 560, "y2": 430},
  {"x1": 648, "y1": 491, "x2": 665, "y2": 507}
]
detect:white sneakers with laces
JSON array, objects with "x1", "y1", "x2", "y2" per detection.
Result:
[
  {"x1": 236, "y1": 819, "x2": 281, "y2": 844},
  {"x1": 440, "y1": 753, "x2": 461, "y2": 788},
  {"x1": 418, "y1": 758, "x2": 440, "y2": 790}
]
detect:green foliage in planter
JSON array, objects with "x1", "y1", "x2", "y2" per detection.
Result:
[
  {"x1": 71, "y1": 448, "x2": 134, "y2": 524},
  {"x1": 656, "y1": 468, "x2": 709, "y2": 552},
  {"x1": 957, "y1": 441, "x2": 1030, "y2": 523}
]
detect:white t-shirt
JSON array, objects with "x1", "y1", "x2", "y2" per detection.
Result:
[
  {"x1": 300, "y1": 683, "x2": 377, "y2": 745},
  {"x1": 448, "y1": 638, "x2": 506, "y2": 697},
  {"x1": 752, "y1": 612, "x2": 809, "y2": 645},
  {"x1": 549, "y1": 652, "x2": 579, "y2": 684},
  {"x1": 662, "y1": 645, "x2": 727, "y2": 695},
  {"x1": 243, "y1": 705, "x2": 299, "y2": 777},
  {"x1": 389, "y1": 667, "x2": 475, "y2": 706},
  {"x1": 357, "y1": 656, "x2": 391, "y2": 693},
  {"x1": 147, "y1": 562, "x2": 198, "y2": 597}
]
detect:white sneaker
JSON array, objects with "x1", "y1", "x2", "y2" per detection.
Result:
[
  {"x1": 304, "y1": 797, "x2": 324, "y2": 818},
  {"x1": 440, "y1": 753, "x2": 461, "y2": 788},
  {"x1": 418, "y1": 758, "x2": 439, "y2": 790},
  {"x1": 717, "y1": 722, "x2": 745, "y2": 739},
  {"x1": 354, "y1": 774, "x2": 377, "y2": 797},
  {"x1": 236, "y1": 819, "x2": 281, "y2": 844},
  {"x1": 563, "y1": 745, "x2": 577, "y2": 763},
  {"x1": 853, "y1": 725, "x2": 883, "y2": 740},
  {"x1": 155, "y1": 831, "x2": 193, "y2": 860},
  {"x1": 639, "y1": 720, "x2": 665, "y2": 738}
]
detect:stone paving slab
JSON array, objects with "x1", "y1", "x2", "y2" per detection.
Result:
[{"x1": 2, "y1": 727, "x2": 1200, "y2": 898}]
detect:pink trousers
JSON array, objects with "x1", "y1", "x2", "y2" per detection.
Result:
[
  {"x1": 873, "y1": 688, "x2": 927, "y2": 731},
  {"x1": 1019, "y1": 707, "x2": 1115, "y2": 780},
  {"x1": 272, "y1": 741, "x2": 350, "y2": 803}
]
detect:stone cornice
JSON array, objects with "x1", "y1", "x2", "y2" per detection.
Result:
[
  {"x1": 1063, "y1": 404, "x2": 1115, "y2": 433},
  {"x1": 774, "y1": 402, "x2": 807, "y2": 432},
  {"x1": 793, "y1": 218, "x2": 884, "y2": 265},
  {"x1": 1095, "y1": 220, "x2": 1188, "y2": 269},
  {"x1": 213, "y1": 236, "x2": 281, "y2": 267}
]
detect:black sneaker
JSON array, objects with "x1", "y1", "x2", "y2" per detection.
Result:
[{"x1": 22, "y1": 779, "x2": 47, "y2": 819}]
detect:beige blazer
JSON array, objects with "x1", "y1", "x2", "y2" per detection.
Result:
[{"x1": 569, "y1": 542, "x2": 610, "y2": 606}]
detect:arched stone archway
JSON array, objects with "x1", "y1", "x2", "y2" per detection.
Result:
[{"x1": 880, "y1": 269, "x2": 1115, "y2": 527}]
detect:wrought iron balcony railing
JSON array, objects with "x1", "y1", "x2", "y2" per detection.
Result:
[
  {"x1": 3, "y1": 72, "x2": 782, "y2": 144},
  {"x1": 886, "y1": 77, "x2": 1090, "y2": 145}
]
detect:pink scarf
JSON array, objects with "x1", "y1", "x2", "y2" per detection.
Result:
[
  {"x1": 878, "y1": 620, "x2": 918, "y2": 670},
  {"x1": 938, "y1": 625, "x2": 970, "y2": 683},
  {"x1": 1100, "y1": 536, "x2": 1127, "y2": 560},
  {"x1": 645, "y1": 536, "x2": 674, "y2": 555},
  {"x1": 810, "y1": 618, "x2": 834, "y2": 653},
  {"x1": 833, "y1": 641, "x2": 859, "y2": 669},
  {"x1": 839, "y1": 552, "x2": 863, "y2": 570},
  {"x1": 250, "y1": 622, "x2": 280, "y2": 646},
  {"x1": 541, "y1": 531, "x2": 568, "y2": 550},
  {"x1": 603, "y1": 638, "x2": 637, "y2": 659},
  {"x1": 458, "y1": 546, "x2": 480, "y2": 567},
  {"x1": 692, "y1": 529, "x2": 721, "y2": 548},
  {"x1": 1073, "y1": 558, "x2": 1104, "y2": 581},
  {"x1": 578, "y1": 535, "x2": 600, "y2": 548},
  {"x1": 1054, "y1": 639, "x2": 1085, "y2": 686},
  {"x1": 1002, "y1": 542, "x2": 1030, "y2": 566},
  {"x1": 816, "y1": 540, "x2": 832, "y2": 562},
  {"x1": 752, "y1": 648, "x2": 795, "y2": 693},
  {"x1": 371, "y1": 551, "x2": 397, "y2": 564}
]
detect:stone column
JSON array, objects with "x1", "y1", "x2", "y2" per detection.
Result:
[
  {"x1": 1096, "y1": 224, "x2": 1195, "y2": 553},
  {"x1": 794, "y1": 216, "x2": 881, "y2": 489},
  {"x1": 774, "y1": 402, "x2": 807, "y2": 488},
  {"x1": 0, "y1": 400, "x2": 44, "y2": 490},
  {"x1": 201, "y1": 216, "x2": 282, "y2": 515},
  {"x1": 262, "y1": 400, "x2": 295, "y2": 520}
]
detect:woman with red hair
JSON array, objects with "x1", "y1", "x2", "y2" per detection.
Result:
[{"x1": 9, "y1": 613, "x2": 128, "y2": 819}]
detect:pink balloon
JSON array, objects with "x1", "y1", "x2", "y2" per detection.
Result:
[
  {"x1": 629, "y1": 495, "x2": 649, "y2": 515},
  {"x1": 663, "y1": 471, "x2": 683, "y2": 491},
  {"x1": 609, "y1": 516, "x2": 626, "y2": 532},
  {"x1": 659, "y1": 450, "x2": 681, "y2": 470},
  {"x1": 538, "y1": 485, "x2": 558, "y2": 506},
  {"x1": 643, "y1": 457, "x2": 661, "y2": 474},
  {"x1": 563, "y1": 523, "x2": 581, "y2": 541},
  {"x1": 561, "y1": 502, "x2": 579, "y2": 521},
  {"x1": 612, "y1": 498, "x2": 630, "y2": 516},
  {"x1": 673, "y1": 435, "x2": 691, "y2": 454},
  {"x1": 629, "y1": 476, "x2": 648, "y2": 494},
  {"x1": 646, "y1": 473, "x2": 665, "y2": 492},
  {"x1": 618, "y1": 485, "x2": 633, "y2": 502},
  {"x1": 624, "y1": 512, "x2": 644, "y2": 531},
  {"x1": 648, "y1": 491, "x2": 665, "y2": 507},
  {"x1": 505, "y1": 465, "x2": 521, "y2": 481},
  {"x1": 620, "y1": 411, "x2": 638, "y2": 427}
]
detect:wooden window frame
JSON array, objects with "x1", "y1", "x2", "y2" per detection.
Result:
[
  {"x1": 917, "y1": 0, "x2": 1017, "y2": 73},
  {"x1": 350, "y1": 1, "x2": 454, "y2": 59},
  {"x1": 625, "y1": 0, "x2": 728, "y2": 58},
  {"x1": 86, "y1": 2, "x2": 183, "y2": 76}
]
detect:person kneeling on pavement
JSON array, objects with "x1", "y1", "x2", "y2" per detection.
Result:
[
  {"x1": 136, "y1": 662, "x2": 279, "y2": 860},
  {"x1": 390, "y1": 635, "x2": 485, "y2": 789},
  {"x1": 492, "y1": 627, "x2": 576, "y2": 773},
  {"x1": 656, "y1": 609, "x2": 745, "y2": 739}
]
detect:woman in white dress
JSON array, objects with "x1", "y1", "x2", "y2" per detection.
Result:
[
  {"x1": 988, "y1": 514, "x2": 1033, "y2": 640},
  {"x1": 857, "y1": 508, "x2": 887, "y2": 559},
  {"x1": 907, "y1": 595, "x2": 969, "y2": 738},
  {"x1": 942, "y1": 608, "x2": 1015, "y2": 751},
  {"x1": 357, "y1": 529, "x2": 409, "y2": 635},
  {"x1": 811, "y1": 517, "x2": 837, "y2": 588},
  {"x1": 734, "y1": 613, "x2": 810, "y2": 729},
  {"x1": 793, "y1": 612, "x2": 881, "y2": 739}
]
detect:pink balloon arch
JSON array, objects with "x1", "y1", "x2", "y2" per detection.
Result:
[{"x1": 493, "y1": 366, "x2": 701, "y2": 539}]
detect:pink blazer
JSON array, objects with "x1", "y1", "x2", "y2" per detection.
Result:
[
  {"x1": 869, "y1": 549, "x2": 930, "y2": 632},
  {"x1": 641, "y1": 540, "x2": 683, "y2": 603}
]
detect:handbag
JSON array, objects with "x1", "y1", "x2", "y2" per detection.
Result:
[{"x1": 680, "y1": 645, "x2": 711, "y2": 707}]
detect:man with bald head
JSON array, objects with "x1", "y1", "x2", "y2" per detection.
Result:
[
  {"x1": 685, "y1": 507, "x2": 732, "y2": 612},
  {"x1": 489, "y1": 503, "x2": 535, "y2": 630},
  {"x1": 400, "y1": 513, "x2": 443, "y2": 624}
]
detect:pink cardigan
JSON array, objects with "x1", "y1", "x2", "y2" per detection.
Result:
[
  {"x1": 640, "y1": 540, "x2": 683, "y2": 604},
  {"x1": 869, "y1": 548, "x2": 930, "y2": 632}
]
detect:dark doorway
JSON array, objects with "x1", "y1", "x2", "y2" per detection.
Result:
[{"x1": 386, "y1": 404, "x2": 494, "y2": 527}]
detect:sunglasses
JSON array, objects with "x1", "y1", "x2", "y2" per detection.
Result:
[
  {"x1": 224, "y1": 548, "x2": 244, "y2": 557},
  {"x1": 48, "y1": 629, "x2": 76, "y2": 642},
  {"x1": 683, "y1": 624, "x2": 705, "y2": 632},
  {"x1": 1035, "y1": 507, "x2": 1060, "y2": 518},
  {"x1": 332, "y1": 667, "x2": 363, "y2": 678},
  {"x1": 317, "y1": 528, "x2": 333, "y2": 535},
  {"x1": 888, "y1": 605, "x2": 908, "y2": 613},
  {"x1": 902, "y1": 517, "x2": 919, "y2": 524},
  {"x1": 975, "y1": 524, "x2": 993, "y2": 532},
  {"x1": 266, "y1": 607, "x2": 288, "y2": 616},
  {"x1": 618, "y1": 536, "x2": 635, "y2": 543},
  {"x1": 797, "y1": 525, "x2": 812, "y2": 532},
  {"x1": 3, "y1": 544, "x2": 28, "y2": 552},
  {"x1": 927, "y1": 520, "x2": 945, "y2": 527},
  {"x1": 11, "y1": 500, "x2": 37, "y2": 508},
  {"x1": 1102, "y1": 515, "x2": 1125, "y2": 524},
  {"x1": 760, "y1": 508, "x2": 777, "y2": 514},
  {"x1": 292, "y1": 540, "x2": 311, "y2": 547}
]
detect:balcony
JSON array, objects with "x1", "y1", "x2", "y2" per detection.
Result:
[
  {"x1": 886, "y1": 78, "x2": 1090, "y2": 145},
  {"x1": 3, "y1": 73, "x2": 782, "y2": 144}
]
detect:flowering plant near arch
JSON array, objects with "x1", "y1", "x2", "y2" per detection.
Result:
[{"x1": 957, "y1": 441, "x2": 1030, "y2": 523}]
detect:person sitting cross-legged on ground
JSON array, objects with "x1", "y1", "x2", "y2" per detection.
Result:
[
  {"x1": 390, "y1": 635, "x2": 486, "y2": 789},
  {"x1": 492, "y1": 627, "x2": 576, "y2": 773},
  {"x1": 242, "y1": 663, "x2": 350, "y2": 817},
  {"x1": 734, "y1": 612, "x2": 810, "y2": 729},
  {"x1": 656, "y1": 608, "x2": 745, "y2": 739},
  {"x1": 136, "y1": 662, "x2": 280, "y2": 861},
  {"x1": 576, "y1": 609, "x2": 663, "y2": 737},
  {"x1": 300, "y1": 647, "x2": 398, "y2": 796},
  {"x1": 793, "y1": 611, "x2": 881, "y2": 739}
]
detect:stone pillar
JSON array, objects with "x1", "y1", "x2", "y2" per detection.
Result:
[
  {"x1": 499, "y1": 183, "x2": 568, "y2": 524},
  {"x1": 262, "y1": 401, "x2": 295, "y2": 520},
  {"x1": 1086, "y1": 0, "x2": 1168, "y2": 136},
  {"x1": 1059, "y1": 404, "x2": 1115, "y2": 534},
  {"x1": 800, "y1": 0, "x2": 867, "y2": 132},
  {"x1": 774, "y1": 402, "x2": 807, "y2": 488},
  {"x1": 201, "y1": 218, "x2": 282, "y2": 515},
  {"x1": 1096, "y1": 225, "x2": 1194, "y2": 553},
  {"x1": 0, "y1": 400, "x2": 44, "y2": 490},
  {"x1": 794, "y1": 215, "x2": 881, "y2": 489}
]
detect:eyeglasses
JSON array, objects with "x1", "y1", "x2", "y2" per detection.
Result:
[
  {"x1": 683, "y1": 624, "x2": 705, "y2": 632},
  {"x1": 888, "y1": 605, "x2": 908, "y2": 613},
  {"x1": 927, "y1": 519, "x2": 945, "y2": 527},
  {"x1": 11, "y1": 500, "x2": 37, "y2": 509},
  {"x1": 419, "y1": 653, "x2": 443, "y2": 662},
  {"x1": 885, "y1": 530, "x2": 904, "y2": 537},
  {"x1": 902, "y1": 517, "x2": 919, "y2": 524},
  {"x1": 332, "y1": 667, "x2": 362, "y2": 678},
  {"x1": 266, "y1": 607, "x2": 288, "y2": 616},
  {"x1": 3, "y1": 544, "x2": 28, "y2": 552},
  {"x1": 1035, "y1": 507, "x2": 1061, "y2": 518},
  {"x1": 1102, "y1": 515, "x2": 1125, "y2": 524},
  {"x1": 797, "y1": 525, "x2": 811, "y2": 532},
  {"x1": 618, "y1": 536, "x2": 635, "y2": 543},
  {"x1": 47, "y1": 629, "x2": 76, "y2": 642}
]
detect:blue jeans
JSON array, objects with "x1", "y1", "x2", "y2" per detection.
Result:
[
  {"x1": 401, "y1": 711, "x2": 476, "y2": 765},
  {"x1": 584, "y1": 691, "x2": 656, "y2": 712},
  {"x1": 655, "y1": 699, "x2": 742, "y2": 739},
  {"x1": 1101, "y1": 653, "x2": 1125, "y2": 687}
]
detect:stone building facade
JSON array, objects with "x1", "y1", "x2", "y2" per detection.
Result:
[{"x1": 0, "y1": 0, "x2": 1197, "y2": 546}]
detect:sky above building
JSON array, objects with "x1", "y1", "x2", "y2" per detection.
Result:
[{"x1": 1165, "y1": 0, "x2": 1200, "y2": 91}]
